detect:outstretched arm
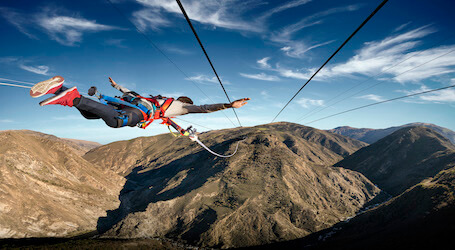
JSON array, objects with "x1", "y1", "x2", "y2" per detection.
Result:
[
  {"x1": 109, "y1": 77, "x2": 132, "y2": 94},
  {"x1": 165, "y1": 98, "x2": 250, "y2": 117}
]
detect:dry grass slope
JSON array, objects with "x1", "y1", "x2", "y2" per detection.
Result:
[
  {"x1": 0, "y1": 130, "x2": 124, "y2": 238},
  {"x1": 85, "y1": 122, "x2": 379, "y2": 248}
]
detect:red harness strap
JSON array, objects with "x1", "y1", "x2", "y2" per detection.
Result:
[{"x1": 139, "y1": 98, "x2": 174, "y2": 129}]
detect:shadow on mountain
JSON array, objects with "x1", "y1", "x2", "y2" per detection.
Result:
[{"x1": 96, "y1": 137, "x2": 238, "y2": 235}]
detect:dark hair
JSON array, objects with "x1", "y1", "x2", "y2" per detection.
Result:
[{"x1": 177, "y1": 96, "x2": 193, "y2": 104}]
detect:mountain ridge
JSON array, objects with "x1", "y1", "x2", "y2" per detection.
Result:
[
  {"x1": 329, "y1": 122, "x2": 455, "y2": 145},
  {"x1": 335, "y1": 126, "x2": 455, "y2": 196}
]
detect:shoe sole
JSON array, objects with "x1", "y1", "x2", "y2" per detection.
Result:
[
  {"x1": 39, "y1": 86, "x2": 77, "y2": 106},
  {"x1": 30, "y1": 76, "x2": 65, "y2": 98}
]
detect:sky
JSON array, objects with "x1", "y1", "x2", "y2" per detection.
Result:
[{"x1": 1, "y1": 0, "x2": 455, "y2": 144}]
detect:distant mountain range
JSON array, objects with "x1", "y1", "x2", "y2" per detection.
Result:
[
  {"x1": 328, "y1": 123, "x2": 455, "y2": 145},
  {"x1": 1, "y1": 122, "x2": 455, "y2": 248}
]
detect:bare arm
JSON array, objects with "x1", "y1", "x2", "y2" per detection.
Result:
[
  {"x1": 109, "y1": 77, "x2": 132, "y2": 94},
  {"x1": 164, "y1": 98, "x2": 250, "y2": 117}
]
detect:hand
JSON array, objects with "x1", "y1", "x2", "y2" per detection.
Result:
[
  {"x1": 231, "y1": 98, "x2": 250, "y2": 108},
  {"x1": 108, "y1": 77, "x2": 117, "y2": 87}
]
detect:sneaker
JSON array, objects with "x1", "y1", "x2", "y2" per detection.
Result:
[
  {"x1": 30, "y1": 76, "x2": 65, "y2": 98},
  {"x1": 39, "y1": 87, "x2": 81, "y2": 107}
]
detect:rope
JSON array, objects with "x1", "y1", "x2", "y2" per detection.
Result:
[
  {"x1": 175, "y1": 0, "x2": 242, "y2": 127},
  {"x1": 104, "y1": 0, "x2": 237, "y2": 127},
  {"x1": 0, "y1": 77, "x2": 35, "y2": 86},
  {"x1": 305, "y1": 84, "x2": 455, "y2": 125},
  {"x1": 271, "y1": 0, "x2": 389, "y2": 122},
  {"x1": 0, "y1": 82, "x2": 32, "y2": 88},
  {"x1": 192, "y1": 136, "x2": 241, "y2": 158}
]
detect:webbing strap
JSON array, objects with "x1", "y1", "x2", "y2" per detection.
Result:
[{"x1": 140, "y1": 98, "x2": 174, "y2": 129}]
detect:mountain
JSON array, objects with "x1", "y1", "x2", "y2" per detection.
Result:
[
  {"x1": 0, "y1": 130, "x2": 124, "y2": 238},
  {"x1": 335, "y1": 126, "x2": 455, "y2": 196},
  {"x1": 250, "y1": 126, "x2": 455, "y2": 250},
  {"x1": 1, "y1": 130, "x2": 102, "y2": 156},
  {"x1": 329, "y1": 123, "x2": 455, "y2": 145},
  {"x1": 260, "y1": 164, "x2": 455, "y2": 250},
  {"x1": 60, "y1": 138, "x2": 102, "y2": 154},
  {"x1": 318, "y1": 165, "x2": 455, "y2": 249},
  {"x1": 84, "y1": 122, "x2": 380, "y2": 248}
]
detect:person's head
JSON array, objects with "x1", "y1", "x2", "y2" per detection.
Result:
[{"x1": 177, "y1": 96, "x2": 193, "y2": 104}]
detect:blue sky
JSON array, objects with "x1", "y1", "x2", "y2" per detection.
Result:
[{"x1": 1, "y1": 0, "x2": 455, "y2": 144}]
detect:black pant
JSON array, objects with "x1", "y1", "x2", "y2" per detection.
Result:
[{"x1": 58, "y1": 87, "x2": 144, "y2": 128}]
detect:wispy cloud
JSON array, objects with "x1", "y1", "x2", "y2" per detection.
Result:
[
  {"x1": 325, "y1": 25, "x2": 455, "y2": 83},
  {"x1": 37, "y1": 8, "x2": 123, "y2": 46},
  {"x1": 185, "y1": 74, "x2": 230, "y2": 85},
  {"x1": 267, "y1": 25, "x2": 455, "y2": 83},
  {"x1": 239, "y1": 72, "x2": 280, "y2": 81},
  {"x1": 270, "y1": 5, "x2": 360, "y2": 58},
  {"x1": 297, "y1": 98, "x2": 324, "y2": 108},
  {"x1": 0, "y1": 119, "x2": 14, "y2": 123},
  {"x1": 394, "y1": 21, "x2": 412, "y2": 32},
  {"x1": 104, "y1": 38, "x2": 127, "y2": 48},
  {"x1": 163, "y1": 45, "x2": 192, "y2": 55},
  {"x1": 133, "y1": 8, "x2": 171, "y2": 31},
  {"x1": 400, "y1": 85, "x2": 455, "y2": 103},
  {"x1": 420, "y1": 88, "x2": 455, "y2": 102},
  {"x1": 259, "y1": 0, "x2": 312, "y2": 21},
  {"x1": 255, "y1": 57, "x2": 311, "y2": 80},
  {"x1": 19, "y1": 64, "x2": 49, "y2": 75},
  {"x1": 2, "y1": 7, "x2": 123, "y2": 46},
  {"x1": 356, "y1": 94, "x2": 385, "y2": 102},
  {"x1": 135, "y1": 0, "x2": 262, "y2": 32},
  {"x1": 279, "y1": 40, "x2": 335, "y2": 58},
  {"x1": 257, "y1": 57, "x2": 271, "y2": 69},
  {"x1": 0, "y1": 56, "x2": 50, "y2": 75},
  {"x1": 260, "y1": 90, "x2": 270, "y2": 98},
  {"x1": 274, "y1": 65, "x2": 312, "y2": 80},
  {"x1": 0, "y1": 7, "x2": 37, "y2": 39}
]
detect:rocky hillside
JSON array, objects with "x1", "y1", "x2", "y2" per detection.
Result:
[
  {"x1": 0, "y1": 130, "x2": 124, "y2": 238},
  {"x1": 335, "y1": 126, "x2": 455, "y2": 196},
  {"x1": 2, "y1": 130, "x2": 102, "y2": 156},
  {"x1": 85, "y1": 122, "x2": 379, "y2": 248},
  {"x1": 61, "y1": 138, "x2": 102, "y2": 154},
  {"x1": 329, "y1": 122, "x2": 455, "y2": 145},
  {"x1": 262, "y1": 164, "x2": 455, "y2": 250}
]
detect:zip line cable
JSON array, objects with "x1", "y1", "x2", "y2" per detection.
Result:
[
  {"x1": 299, "y1": 48, "x2": 455, "y2": 122},
  {"x1": 271, "y1": 0, "x2": 389, "y2": 123},
  {"x1": 104, "y1": 0, "x2": 237, "y2": 127},
  {"x1": 175, "y1": 0, "x2": 242, "y2": 127},
  {"x1": 0, "y1": 77, "x2": 35, "y2": 86},
  {"x1": 296, "y1": 34, "x2": 455, "y2": 122},
  {"x1": 305, "y1": 84, "x2": 455, "y2": 125},
  {"x1": 0, "y1": 82, "x2": 32, "y2": 88}
]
